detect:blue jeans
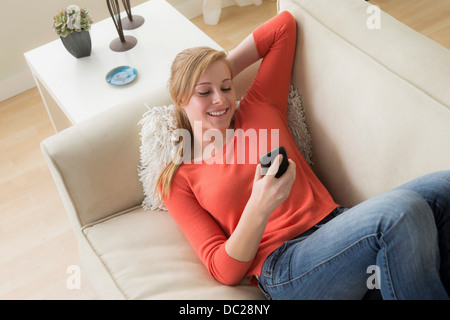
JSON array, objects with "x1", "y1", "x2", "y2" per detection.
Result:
[{"x1": 258, "y1": 171, "x2": 450, "y2": 300}]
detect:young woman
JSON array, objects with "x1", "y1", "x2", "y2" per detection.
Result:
[{"x1": 157, "y1": 11, "x2": 450, "y2": 299}]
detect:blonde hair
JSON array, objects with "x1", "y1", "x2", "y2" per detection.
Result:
[{"x1": 155, "y1": 47, "x2": 233, "y2": 198}]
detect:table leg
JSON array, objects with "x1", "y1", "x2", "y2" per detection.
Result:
[{"x1": 33, "y1": 75, "x2": 72, "y2": 132}]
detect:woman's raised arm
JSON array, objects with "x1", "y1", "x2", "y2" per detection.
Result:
[
  {"x1": 229, "y1": 11, "x2": 297, "y2": 111},
  {"x1": 227, "y1": 33, "x2": 260, "y2": 78}
]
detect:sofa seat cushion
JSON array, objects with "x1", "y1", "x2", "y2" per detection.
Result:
[{"x1": 82, "y1": 208, "x2": 265, "y2": 299}]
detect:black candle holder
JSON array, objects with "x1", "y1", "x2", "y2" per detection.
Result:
[
  {"x1": 121, "y1": 0, "x2": 145, "y2": 30},
  {"x1": 106, "y1": 0, "x2": 137, "y2": 52}
]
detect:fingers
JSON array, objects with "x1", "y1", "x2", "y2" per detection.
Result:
[
  {"x1": 285, "y1": 159, "x2": 296, "y2": 182},
  {"x1": 250, "y1": 158, "x2": 296, "y2": 215},
  {"x1": 265, "y1": 154, "x2": 283, "y2": 177},
  {"x1": 254, "y1": 163, "x2": 263, "y2": 183},
  {"x1": 273, "y1": 159, "x2": 296, "y2": 192},
  {"x1": 256, "y1": 156, "x2": 296, "y2": 184}
]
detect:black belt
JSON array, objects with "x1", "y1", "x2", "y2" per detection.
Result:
[{"x1": 292, "y1": 206, "x2": 344, "y2": 240}]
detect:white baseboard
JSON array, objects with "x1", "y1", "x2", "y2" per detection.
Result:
[{"x1": 0, "y1": 70, "x2": 36, "y2": 102}]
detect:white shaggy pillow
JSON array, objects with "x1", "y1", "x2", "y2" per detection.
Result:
[{"x1": 138, "y1": 85, "x2": 312, "y2": 211}]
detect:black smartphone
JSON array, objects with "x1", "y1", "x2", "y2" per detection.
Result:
[{"x1": 260, "y1": 146, "x2": 289, "y2": 178}]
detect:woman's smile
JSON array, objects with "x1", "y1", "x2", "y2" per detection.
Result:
[{"x1": 207, "y1": 107, "x2": 229, "y2": 117}]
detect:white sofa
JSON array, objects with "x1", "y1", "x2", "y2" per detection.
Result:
[{"x1": 41, "y1": 0, "x2": 450, "y2": 299}]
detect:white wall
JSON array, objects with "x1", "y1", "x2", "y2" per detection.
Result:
[{"x1": 0, "y1": 0, "x2": 207, "y2": 102}]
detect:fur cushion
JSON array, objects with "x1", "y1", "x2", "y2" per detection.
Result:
[{"x1": 138, "y1": 85, "x2": 312, "y2": 211}]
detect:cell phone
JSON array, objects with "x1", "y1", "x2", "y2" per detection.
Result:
[{"x1": 260, "y1": 146, "x2": 289, "y2": 178}]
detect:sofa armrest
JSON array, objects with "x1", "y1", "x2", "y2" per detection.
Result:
[{"x1": 41, "y1": 86, "x2": 172, "y2": 228}]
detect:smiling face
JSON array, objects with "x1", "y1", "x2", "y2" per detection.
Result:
[{"x1": 182, "y1": 59, "x2": 236, "y2": 135}]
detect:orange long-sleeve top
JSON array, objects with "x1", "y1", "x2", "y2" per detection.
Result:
[{"x1": 163, "y1": 11, "x2": 338, "y2": 286}]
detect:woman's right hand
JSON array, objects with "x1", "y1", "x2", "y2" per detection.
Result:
[
  {"x1": 225, "y1": 154, "x2": 296, "y2": 263},
  {"x1": 247, "y1": 155, "x2": 296, "y2": 219}
]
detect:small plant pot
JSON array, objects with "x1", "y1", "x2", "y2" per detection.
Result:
[{"x1": 60, "y1": 30, "x2": 92, "y2": 58}]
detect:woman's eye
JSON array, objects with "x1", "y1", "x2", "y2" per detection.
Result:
[{"x1": 197, "y1": 87, "x2": 231, "y2": 96}]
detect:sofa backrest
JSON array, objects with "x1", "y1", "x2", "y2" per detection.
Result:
[{"x1": 281, "y1": 0, "x2": 450, "y2": 207}]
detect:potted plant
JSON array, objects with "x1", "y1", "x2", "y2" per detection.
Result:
[{"x1": 53, "y1": 5, "x2": 93, "y2": 58}]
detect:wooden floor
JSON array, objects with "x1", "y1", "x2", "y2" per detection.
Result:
[
  {"x1": 0, "y1": 0, "x2": 449, "y2": 299},
  {"x1": 370, "y1": 0, "x2": 450, "y2": 47}
]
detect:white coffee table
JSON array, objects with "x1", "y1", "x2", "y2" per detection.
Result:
[{"x1": 25, "y1": 0, "x2": 222, "y2": 131}]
